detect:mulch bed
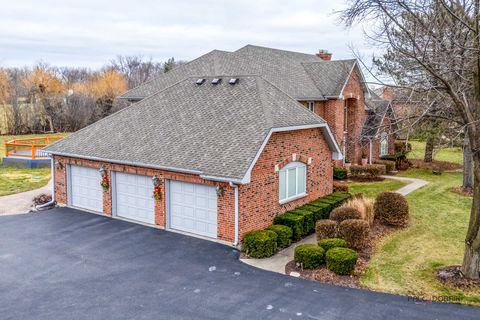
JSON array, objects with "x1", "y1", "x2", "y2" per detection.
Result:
[
  {"x1": 409, "y1": 159, "x2": 463, "y2": 171},
  {"x1": 347, "y1": 177, "x2": 385, "y2": 182},
  {"x1": 451, "y1": 186, "x2": 474, "y2": 197},
  {"x1": 285, "y1": 222, "x2": 397, "y2": 288},
  {"x1": 437, "y1": 265, "x2": 480, "y2": 289}
]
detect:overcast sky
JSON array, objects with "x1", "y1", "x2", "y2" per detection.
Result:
[{"x1": 0, "y1": 0, "x2": 373, "y2": 69}]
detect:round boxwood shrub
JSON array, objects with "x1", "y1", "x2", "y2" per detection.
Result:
[
  {"x1": 337, "y1": 219, "x2": 370, "y2": 249},
  {"x1": 330, "y1": 207, "x2": 362, "y2": 222},
  {"x1": 294, "y1": 244, "x2": 325, "y2": 269},
  {"x1": 318, "y1": 238, "x2": 347, "y2": 252},
  {"x1": 326, "y1": 247, "x2": 358, "y2": 275},
  {"x1": 266, "y1": 225, "x2": 293, "y2": 248},
  {"x1": 374, "y1": 192, "x2": 409, "y2": 227},
  {"x1": 242, "y1": 230, "x2": 278, "y2": 258},
  {"x1": 315, "y1": 219, "x2": 337, "y2": 241}
]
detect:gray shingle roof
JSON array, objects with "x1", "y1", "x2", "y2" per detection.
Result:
[
  {"x1": 362, "y1": 96, "x2": 394, "y2": 138},
  {"x1": 46, "y1": 76, "x2": 332, "y2": 182},
  {"x1": 120, "y1": 45, "x2": 362, "y2": 101}
]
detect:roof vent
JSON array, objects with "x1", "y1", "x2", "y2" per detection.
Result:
[
  {"x1": 196, "y1": 78, "x2": 205, "y2": 85},
  {"x1": 211, "y1": 78, "x2": 221, "y2": 85},
  {"x1": 229, "y1": 78, "x2": 239, "y2": 85}
]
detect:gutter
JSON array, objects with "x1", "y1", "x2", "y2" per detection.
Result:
[
  {"x1": 229, "y1": 182, "x2": 239, "y2": 246},
  {"x1": 369, "y1": 138, "x2": 373, "y2": 164},
  {"x1": 36, "y1": 155, "x2": 56, "y2": 210}
]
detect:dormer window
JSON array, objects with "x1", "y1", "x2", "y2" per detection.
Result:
[{"x1": 308, "y1": 101, "x2": 315, "y2": 113}]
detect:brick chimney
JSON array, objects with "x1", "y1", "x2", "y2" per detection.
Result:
[{"x1": 316, "y1": 49, "x2": 332, "y2": 61}]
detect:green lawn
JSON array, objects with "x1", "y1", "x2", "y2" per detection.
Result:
[
  {"x1": 408, "y1": 140, "x2": 463, "y2": 165},
  {"x1": 0, "y1": 133, "x2": 69, "y2": 196},
  {"x1": 348, "y1": 179, "x2": 407, "y2": 198},
  {"x1": 353, "y1": 169, "x2": 480, "y2": 306}
]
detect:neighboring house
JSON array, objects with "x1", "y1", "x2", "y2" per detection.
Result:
[
  {"x1": 362, "y1": 91, "x2": 398, "y2": 163},
  {"x1": 45, "y1": 76, "x2": 341, "y2": 244},
  {"x1": 120, "y1": 45, "x2": 374, "y2": 165}
]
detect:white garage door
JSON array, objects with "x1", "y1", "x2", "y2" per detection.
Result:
[
  {"x1": 169, "y1": 181, "x2": 218, "y2": 238},
  {"x1": 70, "y1": 165, "x2": 103, "y2": 212},
  {"x1": 114, "y1": 172, "x2": 154, "y2": 224}
]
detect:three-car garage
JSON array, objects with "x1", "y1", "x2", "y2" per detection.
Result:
[{"x1": 67, "y1": 165, "x2": 218, "y2": 239}]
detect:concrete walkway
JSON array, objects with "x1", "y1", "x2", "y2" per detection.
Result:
[
  {"x1": 241, "y1": 175, "x2": 429, "y2": 274},
  {"x1": 381, "y1": 175, "x2": 429, "y2": 196},
  {"x1": 0, "y1": 180, "x2": 51, "y2": 215}
]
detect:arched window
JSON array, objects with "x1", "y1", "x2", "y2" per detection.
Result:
[
  {"x1": 279, "y1": 162, "x2": 307, "y2": 203},
  {"x1": 380, "y1": 132, "x2": 388, "y2": 156}
]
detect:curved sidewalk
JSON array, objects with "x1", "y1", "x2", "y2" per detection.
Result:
[
  {"x1": 241, "y1": 175, "x2": 429, "y2": 274},
  {"x1": 0, "y1": 180, "x2": 51, "y2": 215}
]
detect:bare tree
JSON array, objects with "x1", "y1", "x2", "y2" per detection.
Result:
[
  {"x1": 109, "y1": 55, "x2": 163, "y2": 89},
  {"x1": 341, "y1": 0, "x2": 480, "y2": 279}
]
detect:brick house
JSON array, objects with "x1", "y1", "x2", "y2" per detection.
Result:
[
  {"x1": 121, "y1": 45, "x2": 395, "y2": 165},
  {"x1": 362, "y1": 91, "x2": 398, "y2": 162},
  {"x1": 45, "y1": 76, "x2": 341, "y2": 245}
]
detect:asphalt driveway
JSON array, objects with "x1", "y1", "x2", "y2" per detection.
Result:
[{"x1": 0, "y1": 208, "x2": 477, "y2": 320}]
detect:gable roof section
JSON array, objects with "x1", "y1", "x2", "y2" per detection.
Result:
[
  {"x1": 362, "y1": 94, "x2": 397, "y2": 138},
  {"x1": 46, "y1": 75, "x2": 341, "y2": 183},
  {"x1": 302, "y1": 59, "x2": 357, "y2": 98},
  {"x1": 120, "y1": 45, "x2": 367, "y2": 101}
]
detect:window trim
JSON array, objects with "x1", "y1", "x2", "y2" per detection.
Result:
[
  {"x1": 380, "y1": 132, "x2": 388, "y2": 156},
  {"x1": 279, "y1": 162, "x2": 307, "y2": 204},
  {"x1": 307, "y1": 101, "x2": 316, "y2": 113}
]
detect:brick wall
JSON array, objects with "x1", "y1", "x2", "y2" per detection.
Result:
[
  {"x1": 237, "y1": 128, "x2": 333, "y2": 239},
  {"x1": 53, "y1": 129, "x2": 334, "y2": 243},
  {"x1": 53, "y1": 155, "x2": 235, "y2": 242}
]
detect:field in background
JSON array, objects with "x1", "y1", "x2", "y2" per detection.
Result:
[
  {"x1": 407, "y1": 140, "x2": 463, "y2": 165},
  {"x1": 0, "y1": 133, "x2": 69, "y2": 196}
]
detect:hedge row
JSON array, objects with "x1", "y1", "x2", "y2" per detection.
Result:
[
  {"x1": 274, "y1": 192, "x2": 352, "y2": 240},
  {"x1": 243, "y1": 192, "x2": 352, "y2": 258}
]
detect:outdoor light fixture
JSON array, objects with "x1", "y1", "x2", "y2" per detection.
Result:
[
  {"x1": 55, "y1": 161, "x2": 63, "y2": 170},
  {"x1": 216, "y1": 185, "x2": 225, "y2": 197},
  {"x1": 99, "y1": 166, "x2": 106, "y2": 176},
  {"x1": 152, "y1": 175, "x2": 161, "y2": 186}
]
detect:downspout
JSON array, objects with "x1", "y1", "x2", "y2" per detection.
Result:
[
  {"x1": 36, "y1": 154, "x2": 56, "y2": 210},
  {"x1": 229, "y1": 182, "x2": 239, "y2": 247},
  {"x1": 369, "y1": 138, "x2": 373, "y2": 165}
]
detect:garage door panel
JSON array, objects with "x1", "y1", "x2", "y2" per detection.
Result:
[
  {"x1": 70, "y1": 165, "x2": 103, "y2": 213},
  {"x1": 115, "y1": 172, "x2": 154, "y2": 224},
  {"x1": 169, "y1": 181, "x2": 217, "y2": 239}
]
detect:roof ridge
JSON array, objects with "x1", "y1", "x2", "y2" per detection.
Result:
[
  {"x1": 119, "y1": 49, "x2": 231, "y2": 99},
  {"x1": 235, "y1": 44, "x2": 320, "y2": 59}
]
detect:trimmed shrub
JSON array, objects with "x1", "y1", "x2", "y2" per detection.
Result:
[
  {"x1": 330, "y1": 207, "x2": 362, "y2": 222},
  {"x1": 333, "y1": 181, "x2": 349, "y2": 192},
  {"x1": 341, "y1": 195, "x2": 375, "y2": 225},
  {"x1": 333, "y1": 167, "x2": 348, "y2": 180},
  {"x1": 381, "y1": 153, "x2": 410, "y2": 171},
  {"x1": 298, "y1": 204, "x2": 325, "y2": 221},
  {"x1": 374, "y1": 192, "x2": 409, "y2": 227},
  {"x1": 318, "y1": 238, "x2": 347, "y2": 252},
  {"x1": 266, "y1": 225, "x2": 293, "y2": 248},
  {"x1": 274, "y1": 213, "x2": 304, "y2": 240},
  {"x1": 373, "y1": 160, "x2": 396, "y2": 173},
  {"x1": 294, "y1": 244, "x2": 325, "y2": 269},
  {"x1": 337, "y1": 219, "x2": 370, "y2": 249},
  {"x1": 243, "y1": 230, "x2": 278, "y2": 258},
  {"x1": 394, "y1": 140, "x2": 412, "y2": 154},
  {"x1": 326, "y1": 247, "x2": 358, "y2": 275},
  {"x1": 350, "y1": 165, "x2": 383, "y2": 180},
  {"x1": 291, "y1": 209, "x2": 316, "y2": 234},
  {"x1": 315, "y1": 219, "x2": 337, "y2": 241}
]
